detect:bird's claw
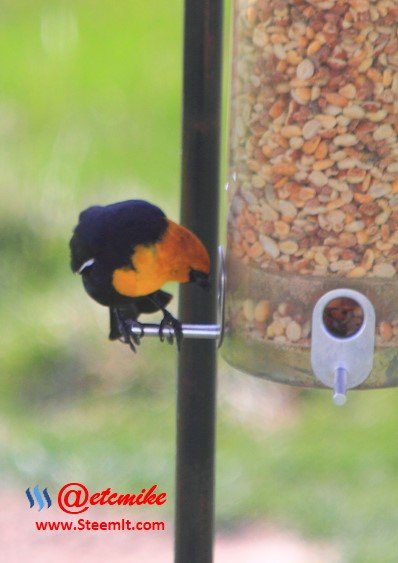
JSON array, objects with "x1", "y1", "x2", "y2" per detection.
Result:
[
  {"x1": 129, "y1": 320, "x2": 145, "y2": 348},
  {"x1": 116, "y1": 314, "x2": 144, "y2": 353},
  {"x1": 159, "y1": 311, "x2": 183, "y2": 350}
]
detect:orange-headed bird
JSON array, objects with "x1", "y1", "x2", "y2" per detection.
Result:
[{"x1": 70, "y1": 200, "x2": 210, "y2": 351}]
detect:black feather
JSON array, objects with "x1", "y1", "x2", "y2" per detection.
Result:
[{"x1": 70, "y1": 200, "x2": 168, "y2": 274}]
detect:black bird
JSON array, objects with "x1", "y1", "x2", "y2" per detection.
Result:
[{"x1": 70, "y1": 199, "x2": 210, "y2": 351}]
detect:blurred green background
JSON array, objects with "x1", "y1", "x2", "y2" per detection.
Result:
[{"x1": 1, "y1": 1, "x2": 398, "y2": 561}]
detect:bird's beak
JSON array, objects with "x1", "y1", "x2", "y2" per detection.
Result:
[
  {"x1": 189, "y1": 269, "x2": 211, "y2": 291},
  {"x1": 77, "y1": 258, "x2": 95, "y2": 274}
]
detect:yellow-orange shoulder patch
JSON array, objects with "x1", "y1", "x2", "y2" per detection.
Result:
[{"x1": 112, "y1": 219, "x2": 210, "y2": 298}]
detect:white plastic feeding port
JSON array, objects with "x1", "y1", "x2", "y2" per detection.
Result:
[{"x1": 311, "y1": 289, "x2": 376, "y2": 406}]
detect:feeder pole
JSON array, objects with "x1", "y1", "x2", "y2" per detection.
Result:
[{"x1": 175, "y1": 0, "x2": 223, "y2": 562}]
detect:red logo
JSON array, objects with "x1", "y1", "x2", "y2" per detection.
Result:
[{"x1": 57, "y1": 483, "x2": 167, "y2": 514}]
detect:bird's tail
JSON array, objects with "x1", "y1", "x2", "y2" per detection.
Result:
[{"x1": 109, "y1": 290, "x2": 173, "y2": 340}]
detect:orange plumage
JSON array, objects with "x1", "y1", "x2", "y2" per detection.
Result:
[{"x1": 112, "y1": 220, "x2": 210, "y2": 297}]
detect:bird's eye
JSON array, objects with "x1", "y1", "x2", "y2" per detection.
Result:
[{"x1": 78, "y1": 258, "x2": 95, "y2": 274}]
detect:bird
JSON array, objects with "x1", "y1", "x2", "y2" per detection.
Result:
[{"x1": 70, "y1": 199, "x2": 210, "y2": 352}]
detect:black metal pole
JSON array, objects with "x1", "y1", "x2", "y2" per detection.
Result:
[{"x1": 175, "y1": 1, "x2": 223, "y2": 562}]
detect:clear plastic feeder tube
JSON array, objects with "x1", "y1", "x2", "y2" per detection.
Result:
[{"x1": 223, "y1": 0, "x2": 398, "y2": 388}]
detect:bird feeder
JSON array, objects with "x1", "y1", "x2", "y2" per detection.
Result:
[{"x1": 221, "y1": 0, "x2": 398, "y2": 404}]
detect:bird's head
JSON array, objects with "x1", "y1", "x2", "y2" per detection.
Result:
[
  {"x1": 70, "y1": 205, "x2": 104, "y2": 275},
  {"x1": 70, "y1": 236, "x2": 96, "y2": 275}
]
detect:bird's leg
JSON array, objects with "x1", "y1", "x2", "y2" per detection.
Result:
[
  {"x1": 113, "y1": 308, "x2": 144, "y2": 353},
  {"x1": 148, "y1": 294, "x2": 183, "y2": 350},
  {"x1": 159, "y1": 310, "x2": 184, "y2": 350}
]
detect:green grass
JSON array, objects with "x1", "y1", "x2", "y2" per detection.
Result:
[
  {"x1": 3, "y1": 384, "x2": 398, "y2": 561},
  {"x1": 1, "y1": 1, "x2": 398, "y2": 562},
  {"x1": 217, "y1": 387, "x2": 398, "y2": 561},
  {"x1": 0, "y1": 0, "x2": 182, "y2": 202}
]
